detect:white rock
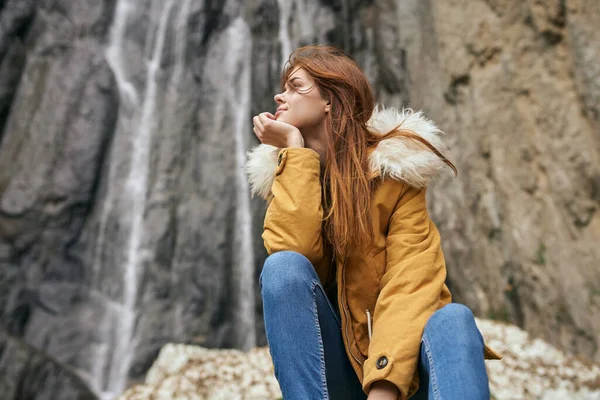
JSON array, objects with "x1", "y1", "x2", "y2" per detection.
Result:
[{"x1": 118, "y1": 319, "x2": 600, "y2": 400}]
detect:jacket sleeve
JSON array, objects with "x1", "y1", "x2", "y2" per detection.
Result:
[
  {"x1": 362, "y1": 185, "x2": 447, "y2": 400},
  {"x1": 262, "y1": 147, "x2": 324, "y2": 265}
]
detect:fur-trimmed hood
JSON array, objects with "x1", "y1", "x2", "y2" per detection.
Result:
[{"x1": 245, "y1": 106, "x2": 450, "y2": 199}]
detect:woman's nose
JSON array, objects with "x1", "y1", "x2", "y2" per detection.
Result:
[{"x1": 274, "y1": 92, "x2": 284, "y2": 104}]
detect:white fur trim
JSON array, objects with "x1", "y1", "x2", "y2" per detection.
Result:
[
  {"x1": 367, "y1": 106, "x2": 449, "y2": 188},
  {"x1": 245, "y1": 106, "x2": 449, "y2": 199},
  {"x1": 245, "y1": 144, "x2": 279, "y2": 199}
]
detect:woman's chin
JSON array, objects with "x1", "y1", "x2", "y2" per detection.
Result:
[{"x1": 275, "y1": 114, "x2": 300, "y2": 128}]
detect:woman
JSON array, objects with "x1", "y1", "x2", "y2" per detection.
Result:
[{"x1": 245, "y1": 45, "x2": 502, "y2": 400}]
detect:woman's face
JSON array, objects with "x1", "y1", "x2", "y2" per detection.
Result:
[{"x1": 274, "y1": 68, "x2": 330, "y2": 129}]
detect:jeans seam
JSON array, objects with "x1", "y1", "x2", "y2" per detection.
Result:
[
  {"x1": 314, "y1": 281, "x2": 342, "y2": 328},
  {"x1": 422, "y1": 332, "x2": 440, "y2": 400},
  {"x1": 312, "y1": 280, "x2": 329, "y2": 400}
]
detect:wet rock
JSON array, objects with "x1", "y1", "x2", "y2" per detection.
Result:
[{"x1": 0, "y1": 328, "x2": 97, "y2": 400}]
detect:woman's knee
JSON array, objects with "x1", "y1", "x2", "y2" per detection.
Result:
[
  {"x1": 425, "y1": 303, "x2": 481, "y2": 343},
  {"x1": 259, "y1": 251, "x2": 315, "y2": 295}
]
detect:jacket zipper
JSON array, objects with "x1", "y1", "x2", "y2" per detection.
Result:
[
  {"x1": 341, "y1": 256, "x2": 363, "y2": 365},
  {"x1": 366, "y1": 309, "x2": 372, "y2": 341}
]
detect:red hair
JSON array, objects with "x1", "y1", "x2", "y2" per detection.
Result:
[{"x1": 281, "y1": 45, "x2": 456, "y2": 258}]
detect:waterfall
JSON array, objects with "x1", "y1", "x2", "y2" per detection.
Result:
[
  {"x1": 166, "y1": 0, "x2": 193, "y2": 343},
  {"x1": 228, "y1": 18, "x2": 257, "y2": 351},
  {"x1": 92, "y1": 0, "x2": 136, "y2": 397},
  {"x1": 93, "y1": 1, "x2": 258, "y2": 396},
  {"x1": 277, "y1": 0, "x2": 292, "y2": 67},
  {"x1": 111, "y1": 0, "x2": 176, "y2": 395},
  {"x1": 96, "y1": 0, "x2": 177, "y2": 398},
  {"x1": 105, "y1": 1, "x2": 139, "y2": 107}
]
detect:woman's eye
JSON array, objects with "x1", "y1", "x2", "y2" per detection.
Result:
[{"x1": 284, "y1": 83, "x2": 302, "y2": 93}]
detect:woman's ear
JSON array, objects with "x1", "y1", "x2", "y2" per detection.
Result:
[{"x1": 324, "y1": 101, "x2": 331, "y2": 113}]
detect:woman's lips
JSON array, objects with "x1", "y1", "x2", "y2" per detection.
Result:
[{"x1": 275, "y1": 109, "x2": 286, "y2": 118}]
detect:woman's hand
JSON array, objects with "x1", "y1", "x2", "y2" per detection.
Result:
[
  {"x1": 252, "y1": 112, "x2": 304, "y2": 148},
  {"x1": 367, "y1": 381, "x2": 400, "y2": 400}
]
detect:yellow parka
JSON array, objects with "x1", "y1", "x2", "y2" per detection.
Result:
[{"x1": 246, "y1": 107, "x2": 502, "y2": 400}]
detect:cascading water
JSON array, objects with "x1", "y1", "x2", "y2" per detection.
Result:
[
  {"x1": 95, "y1": 0, "x2": 178, "y2": 397},
  {"x1": 94, "y1": 0, "x2": 257, "y2": 397},
  {"x1": 228, "y1": 18, "x2": 257, "y2": 351},
  {"x1": 92, "y1": 0, "x2": 137, "y2": 397},
  {"x1": 201, "y1": 15, "x2": 257, "y2": 351},
  {"x1": 162, "y1": 0, "x2": 193, "y2": 342},
  {"x1": 277, "y1": 0, "x2": 292, "y2": 66}
]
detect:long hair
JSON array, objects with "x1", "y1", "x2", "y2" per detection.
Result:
[{"x1": 281, "y1": 45, "x2": 457, "y2": 259}]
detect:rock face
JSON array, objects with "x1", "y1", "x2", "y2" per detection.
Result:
[
  {"x1": 0, "y1": 329, "x2": 97, "y2": 400},
  {"x1": 0, "y1": 0, "x2": 598, "y2": 398},
  {"x1": 417, "y1": 0, "x2": 600, "y2": 365},
  {"x1": 116, "y1": 318, "x2": 600, "y2": 400}
]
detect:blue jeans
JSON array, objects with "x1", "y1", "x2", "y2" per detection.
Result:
[{"x1": 260, "y1": 251, "x2": 490, "y2": 400}]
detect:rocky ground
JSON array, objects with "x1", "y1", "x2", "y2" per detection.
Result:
[{"x1": 118, "y1": 318, "x2": 600, "y2": 400}]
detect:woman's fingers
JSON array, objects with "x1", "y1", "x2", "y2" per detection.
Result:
[
  {"x1": 252, "y1": 126, "x2": 262, "y2": 142},
  {"x1": 253, "y1": 115, "x2": 265, "y2": 132},
  {"x1": 253, "y1": 112, "x2": 288, "y2": 146},
  {"x1": 253, "y1": 115, "x2": 265, "y2": 142},
  {"x1": 258, "y1": 113, "x2": 274, "y2": 128}
]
